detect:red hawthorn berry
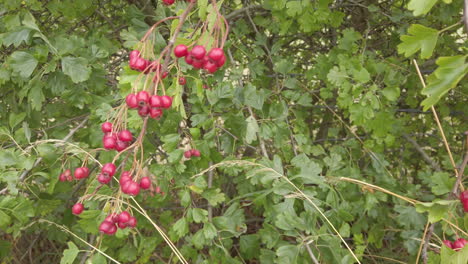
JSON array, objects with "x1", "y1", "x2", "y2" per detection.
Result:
[
  {"x1": 443, "y1": 240, "x2": 454, "y2": 249},
  {"x1": 74, "y1": 167, "x2": 89, "y2": 179},
  {"x1": 184, "y1": 150, "x2": 192, "y2": 159},
  {"x1": 149, "y1": 108, "x2": 163, "y2": 119},
  {"x1": 204, "y1": 61, "x2": 218, "y2": 73},
  {"x1": 129, "y1": 50, "x2": 140, "y2": 61},
  {"x1": 138, "y1": 105, "x2": 150, "y2": 117},
  {"x1": 140, "y1": 176, "x2": 151, "y2": 189},
  {"x1": 216, "y1": 54, "x2": 226, "y2": 67},
  {"x1": 59, "y1": 173, "x2": 67, "y2": 182},
  {"x1": 105, "y1": 213, "x2": 119, "y2": 223},
  {"x1": 208, "y1": 48, "x2": 224, "y2": 61},
  {"x1": 115, "y1": 140, "x2": 128, "y2": 152},
  {"x1": 103, "y1": 135, "x2": 117, "y2": 149},
  {"x1": 120, "y1": 171, "x2": 132, "y2": 185},
  {"x1": 453, "y1": 238, "x2": 468, "y2": 250},
  {"x1": 174, "y1": 44, "x2": 189, "y2": 57},
  {"x1": 185, "y1": 54, "x2": 194, "y2": 65},
  {"x1": 127, "y1": 217, "x2": 137, "y2": 228},
  {"x1": 72, "y1": 203, "x2": 84, "y2": 215},
  {"x1": 463, "y1": 201, "x2": 468, "y2": 213},
  {"x1": 149, "y1": 95, "x2": 163, "y2": 108},
  {"x1": 118, "y1": 211, "x2": 131, "y2": 223},
  {"x1": 118, "y1": 130, "x2": 133, "y2": 142},
  {"x1": 190, "y1": 45, "x2": 206, "y2": 60},
  {"x1": 126, "y1": 93, "x2": 138, "y2": 109},
  {"x1": 160, "y1": 95, "x2": 173, "y2": 109},
  {"x1": 192, "y1": 59, "x2": 203, "y2": 69},
  {"x1": 99, "y1": 220, "x2": 117, "y2": 235},
  {"x1": 127, "y1": 181, "x2": 141, "y2": 196},
  {"x1": 136, "y1": 91, "x2": 150, "y2": 106},
  {"x1": 178, "y1": 76, "x2": 186, "y2": 85},
  {"x1": 64, "y1": 169, "x2": 72, "y2": 181},
  {"x1": 191, "y1": 149, "x2": 201, "y2": 157},
  {"x1": 460, "y1": 190, "x2": 468, "y2": 203},
  {"x1": 162, "y1": 0, "x2": 175, "y2": 5},
  {"x1": 102, "y1": 163, "x2": 116, "y2": 176},
  {"x1": 97, "y1": 173, "x2": 112, "y2": 184},
  {"x1": 101, "y1": 122, "x2": 113, "y2": 133}
]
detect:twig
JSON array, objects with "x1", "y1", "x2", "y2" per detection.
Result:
[
  {"x1": 225, "y1": 5, "x2": 264, "y2": 20},
  {"x1": 415, "y1": 220, "x2": 430, "y2": 264},
  {"x1": 304, "y1": 243, "x2": 320, "y2": 264},
  {"x1": 402, "y1": 134, "x2": 441, "y2": 171},
  {"x1": 79, "y1": 234, "x2": 96, "y2": 264},
  {"x1": 452, "y1": 133, "x2": 468, "y2": 194},
  {"x1": 0, "y1": 116, "x2": 89, "y2": 195},
  {"x1": 412, "y1": 60, "x2": 463, "y2": 192},
  {"x1": 207, "y1": 161, "x2": 213, "y2": 222}
]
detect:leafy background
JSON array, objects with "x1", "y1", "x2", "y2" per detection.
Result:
[{"x1": 0, "y1": 0, "x2": 467, "y2": 263}]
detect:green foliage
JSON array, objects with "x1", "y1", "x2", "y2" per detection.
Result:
[{"x1": 0, "y1": 0, "x2": 466, "y2": 263}]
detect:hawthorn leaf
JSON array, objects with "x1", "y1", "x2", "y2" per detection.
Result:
[
  {"x1": 10, "y1": 51, "x2": 38, "y2": 78},
  {"x1": 398, "y1": 24, "x2": 438, "y2": 59},
  {"x1": 408, "y1": 0, "x2": 438, "y2": 16},
  {"x1": 415, "y1": 200, "x2": 456, "y2": 223},
  {"x1": 245, "y1": 115, "x2": 259, "y2": 144},
  {"x1": 421, "y1": 55, "x2": 468, "y2": 110},
  {"x1": 3, "y1": 29, "x2": 31, "y2": 47},
  {"x1": 61, "y1": 56, "x2": 91, "y2": 83},
  {"x1": 60, "y1": 242, "x2": 79, "y2": 264}
]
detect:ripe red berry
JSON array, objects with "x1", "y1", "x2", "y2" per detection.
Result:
[
  {"x1": 64, "y1": 169, "x2": 72, "y2": 181},
  {"x1": 118, "y1": 222, "x2": 127, "y2": 229},
  {"x1": 460, "y1": 190, "x2": 468, "y2": 203},
  {"x1": 178, "y1": 77, "x2": 186, "y2": 85},
  {"x1": 120, "y1": 171, "x2": 132, "y2": 185},
  {"x1": 127, "y1": 217, "x2": 137, "y2": 228},
  {"x1": 74, "y1": 167, "x2": 89, "y2": 179},
  {"x1": 72, "y1": 203, "x2": 84, "y2": 215},
  {"x1": 443, "y1": 240, "x2": 454, "y2": 249},
  {"x1": 463, "y1": 201, "x2": 468, "y2": 213},
  {"x1": 102, "y1": 163, "x2": 116, "y2": 176},
  {"x1": 204, "y1": 61, "x2": 218, "y2": 73},
  {"x1": 453, "y1": 238, "x2": 468, "y2": 250},
  {"x1": 162, "y1": 0, "x2": 175, "y2": 5},
  {"x1": 149, "y1": 95, "x2": 162, "y2": 108},
  {"x1": 192, "y1": 59, "x2": 203, "y2": 69},
  {"x1": 59, "y1": 173, "x2": 67, "y2": 182},
  {"x1": 105, "y1": 213, "x2": 119, "y2": 223},
  {"x1": 125, "y1": 181, "x2": 141, "y2": 196},
  {"x1": 138, "y1": 105, "x2": 150, "y2": 117},
  {"x1": 185, "y1": 54, "x2": 194, "y2": 65},
  {"x1": 136, "y1": 91, "x2": 150, "y2": 106},
  {"x1": 103, "y1": 135, "x2": 117, "y2": 149},
  {"x1": 184, "y1": 150, "x2": 192, "y2": 158},
  {"x1": 160, "y1": 95, "x2": 173, "y2": 109},
  {"x1": 99, "y1": 220, "x2": 117, "y2": 235},
  {"x1": 174, "y1": 44, "x2": 188, "y2": 58},
  {"x1": 118, "y1": 211, "x2": 131, "y2": 223},
  {"x1": 101, "y1": 122, "x2": 113, "y2": 133},
  {"x1": 129, "y1": 50, "x2": 140, "y2": 61},
  {"x1": 97, "y1": 173, "x2": 111, "y2": 184},
  {"x1": 191, "y1": 45, "x2": 206, "y2": 60},
  {"x1": 149, "y1": 108, "x2": 163, "y2": 119},
  {"x1": 140, "y1": 177, "x2": 151, "y2": 189},
  {"x1": 115, "y1": 140, "x2": 128, "y2": 152},
  {"x1": 216, "y1": 54, "x2": 226, "y2": 67},
  {"x1": 118, "y1": 130, "x2": 133, "y2": 142},
  {"x1": 191, "y1": 149, "x2": 201, "y2": 157},
  {"x1": 208, "y1": 48, "x2": 224, "y2": 61},
  {"x1": 126, "y1": 93, "x2": 138, "y2": 109}
]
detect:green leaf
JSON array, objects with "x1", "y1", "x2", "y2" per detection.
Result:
[
  {"x1": 198, "y1": 0, "x2": 208, "y2": 19},
  {"x1": 245, "y1": 115, "x2": 259, "y2": 144},
  {"x1": 415, "y1": 200, "x2": 456, "y2": 223},
  {"x1": 421, "y1": 55, "x2": 468, "y2": 110},
  {"x1": 277, "y1": 245, "x2": 300, "y2": 263},
  {"x1": 202, "y1": 188, "x2": 225, "y2": 206},
  {"x1": 0, "y1": 210, "x2": 12, "y2": 228},
  {"x1": 327, "y1": 66, "x2": 348, "y2": 85},
  {"x1": 408, "y1": 0, "x2": 438, "y2": 16},
  {"x1": 441, "y1": 242, "x2": 468, "y2": 264},
  {"x1": 398, "y1": 24, "x2": 438, "y2": 59},
  {"x1": 430, "y1": 172, "x2": 455, "y2": 195},
  {"x1": 10, "y1": 51, "x2": 38, "y2": 78},
  {"x1": 9, "y1": 112, "x2": 26, "y2": 129},
  {"x1": 29, "y1": 81, "x2": 45, "y2": 111},
  {"x1": 192, "y1": 208, "x2": 208, "y2": 223},
  {"x1": 60, "y1": 242, "x2": 79, "y2": 264},
  {"x1": 172, "y1": 218, "x2": 189, "y2": 239},
  {"x1": 240, "y1": 234, "x2": 260, "y2": 260},
  {"x1": 61, "y1": 56, "x2": 91, "y2": 83},
  {"x1": 3, "y1": 29, "x2": 31, "y2": 47}
]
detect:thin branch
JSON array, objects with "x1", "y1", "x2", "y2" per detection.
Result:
[
  {"x1": 207, "y1": 161, "x2": 213, "y2": 222},
  {"x1": 0, "y1": 116, "x2": 89, "y2": 195},
  {"x1": 304, "y1": 243, "x2": 320, "y2": 264},
  {"x1": 402, "y1": 134, "x2": 441, "y2": 172}
]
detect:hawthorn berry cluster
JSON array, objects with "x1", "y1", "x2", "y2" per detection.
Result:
[
  {"x1": 99, "y1": 211, "x2": 137, "y2": 235},
  {"x1": 120, "y1": 171, "x2": 152, "y2": 196},
  {"x1": 101, "y1": 122, "x2": 133, "y2": 151},
  {"x1": 184, "y1": 149, "x2": 201, "y2": 159},
  {"x1": 162, "y1": 0, "x2": 195, "y2": 5},
  {"x1": 59, "y1": 167, "x2": 90, "y2": 182},
  {"x1": 126, "y1": 91, "x2": 172, "y2": 119},
  {"x1": 174, "y1": 44, "x2": 226, "y2": 73},
  {"x1": 443, "y1": 238, "x2": 468, "y2": 251}
]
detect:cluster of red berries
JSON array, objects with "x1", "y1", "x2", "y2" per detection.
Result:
[
  {"x1": 129, "y1": 50, "x2": 168, "y2": 79},
  {"x1": 99, "y1": 211, "x2": 137, "y2": 235},
  {"x1": 184, "y1": 149, "x2": 201, "y2": 159},
  {"x1": 460, "y1": 190, "x2": 468, "y2": 212},
  {"x1": 174, "y1": 44, "x2": 226, "y2": 73},
  {"x1": 126, "y1": 91, "x2": 173, "y2": 119},
  {"x1": 444, "y1": 238, "x2": 468, "y2": 251},
  {"x1": 101, "y1": 122, "x2": 133, "y2": 151},
  {"x1": 119, "y1": 171, "x2": 152, "y2": 196},
  {"x1": 97, "y1": 163, "x2": 117, "y2": 184},
  {"x1": 59, "y1": 167, "x2": 90, "y2": 182}
]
